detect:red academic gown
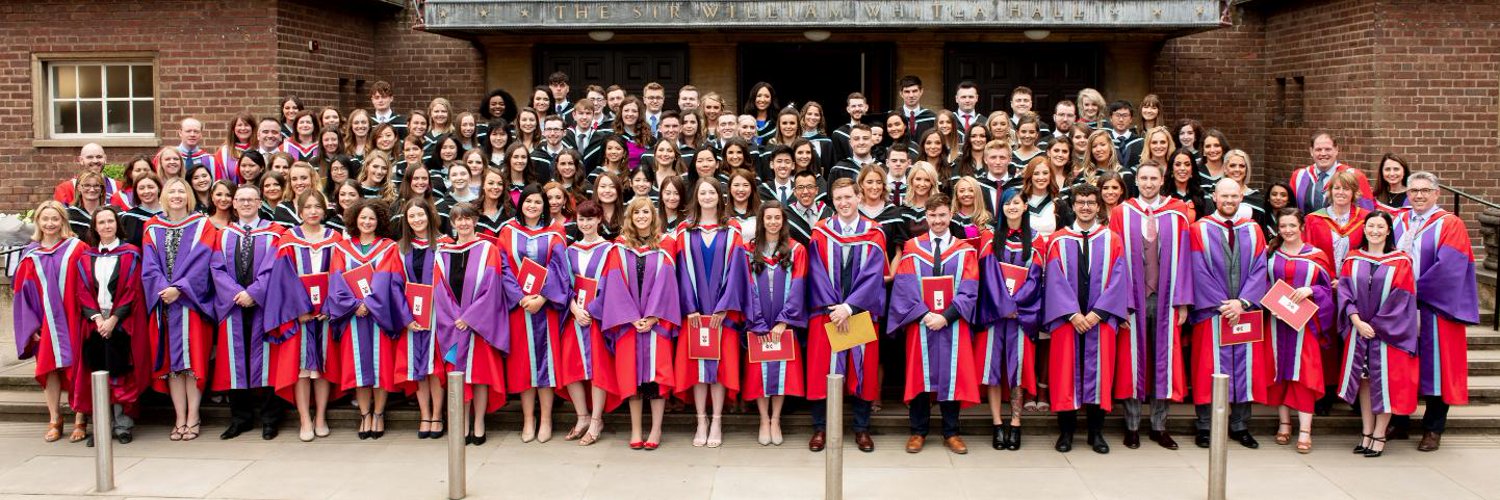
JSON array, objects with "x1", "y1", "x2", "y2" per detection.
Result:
[
  {"x1": 263, "y1": 226, "x2": 342, "y2": 402},
  {"x1": 495, "y1": 221, "x2": 572, "y2": 394},
  {"x1": 326, "y1": 238, "x2": 409, "y2": 393},
  {"x1": 394, "y1": 238, "x2": 450, "y2": 395},
  {"x1": 889, "y1": 234, "x2": 982, "y2": 407},
  {"x1": 1336, "y1": 250, "x2": 1420, "y2": 415},
  {"x1": 76, "y1": 243, "x2": 152, "y2": 414},
  {"x1": 1042, "y1": 225, "x2": 1131, "y2": 412},
  {"x1": 1265, "y1": 246, "x2": 1336, "y2": 413},
  {"x1": 1187, "y1": 216, "x2": 1273, "y2": 405},
  {"x1": 669, "y1": 222, "x2": 752, "y2": 401},
  {"x1": 11, "y1": 239, "x2": 92, "y2": 409},
  {"x1": 1394, "y1": 208, "x2": 1480, "y2": 405},
  {"x1": 1288, "y1": 163, "x2": 1375, "y2": 213},
  {"x1": 141, "y1": 214, "x2": 219, "y2": 392},
  {"x1": 434, "y1": 238, "x2": 511, "y2": 413},
  {"x1": 804, "y1": 217, "x2": 888, "y2": 403}
]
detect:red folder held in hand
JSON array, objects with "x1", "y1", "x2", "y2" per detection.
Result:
[
  {"x1": 573, "y1": 276, "x2": 599, "y2": 307},
  {"x1": 688, "y1": 315, "x2": 722, "y2": 360},
  {"x1": 517, "y1": 257, "x2": 548, "y2": 296},
  {"x1": 748, "y1": 330, "x2": 796, "y2": 363},
  {"x1": 300, "y1": 273, "x2": 329, "y2": 312},
  {"x1": 343, "y1": 263, "x2": 375, "y2": 300},
  {"x1": 921, "y1": 276, "x2": 955, "y2": 313},
  {"x1": 1000, "y1": 262, "x2": 1028, "y2": 295},
  {"x1": 405, "y1": 283, "x2": 434, "y2": 330},
  {"x1": 1262, "y1": 280, "x2": 1317, "y2": 331},
  {"x1": 1220, "y1": 310, "x2": 1265, "y2": 346}
]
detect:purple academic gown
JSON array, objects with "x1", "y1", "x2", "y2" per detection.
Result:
[
  {"x1": 888, "y1": 236, "x2": 982, "y2": 404},
  {"x1": 496, "y1": 223, "x2": 572, "y2": 391},
  {"x1": 1394, "y1": 208, "x2": 1479, "y2": 405},
  {"x1": 974, "y1": 235, "x2": 1042, "y2": 392},
  {"x1": 673, "y1": 224, "x2": 751, "y2": 396},
  {"x1": 1336, "y1": 251, "x2": 1420, "y2": 414},
  {"x1": 434, "y1": 239, "x2": 511, "y2": 412},
  {"x1": 1111, "y1": 199, "x2": 1195, "y2": 401},
  {"x1": 1042, "y1": 225, "x2": 1131, "y2": 412},
  {"x1": 142, "y1": 214, "x2": 218, "y2": 386},
  {"x1": 397, "y1": 240, "x2": 442, "y2": 388},
  {"x1": 591, "y1": 244, "x2": 682, "y2": 392},
  {"x1": 1188, "y1": 217, "x2": 1272, "y2": 405},
  {"x1": 208, "y1": 220, "x2": 295, "y2": 390},
  {"x1": 1266, "y1": 247, "x2": 1336, "y2": 399},
  {"x1": 325, "y1": 240, "x2": 412, "y2": 391},
  {"x1": 745, "y1": 242, "x2": 809, "y2": 399}
]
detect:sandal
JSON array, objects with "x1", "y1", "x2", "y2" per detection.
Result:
[
  {"x1": 1363, "y1": 436, "x2": 1386, "y2": 458},
  {"x1": 1296, "y1": 430, "x2": 1313, "y2": 454},
  {"x1": 706, "y1": 415, "x2": 723, "y2": 448},
  {"x1": 692, "y1": 414, "x2": 708, "y2": 447},
  {"x1": 170, "y1": 425, "x2": 186, "y2": 442},
  {"x1": 579, "y1": 417, "x2": 604, "y2": 447},
  {"x1": 182, "y1": 422, "x2": 201, "y2": 441},
  {"x1": 1353, "y1": 433, "x2": 1371, "y2": 454},
  {"x1": 69, "y1": 422, "x2": 88, "y2": 443},
  {"x1": 44, "y1": 420, "x2": 63, "y2": 442},
  {"x1": 566, "y1": 415, "x2": 589, "y2": 441},
  {"x1": 1274, "y1": 421, "x2": 1292, "y2": 446}
]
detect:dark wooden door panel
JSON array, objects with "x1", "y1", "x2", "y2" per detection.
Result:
[
  {"x1": 945, "y1": 43, "x2": 1100, "y2": 120},
  {"x1": 536, "y1": 45, "x2": 688, "y2": 102}
]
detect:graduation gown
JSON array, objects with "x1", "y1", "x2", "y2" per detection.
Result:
[
  {"x1": 889, "y1": 234, "x2": 982, "y2": 406},
  {"x1": 1043, "y1": 225, "x2": 1131, "y2": 412},
  {"x1": 670, "y1": 223, "x2": 752, "y2": 399},
  {"x1": 326, "y1": 238, "x2": 410, "y2": 392},
  {"x1": 1288, "y1": 163, "x2": 1376, "y2": 213},
  {"x1": 1109, "y1": 198, "x2": 1195, "y2": 402},
  {"x1": 1266, "y1": 246, "x2": 1336, "y2": 413},
  {"x1": 435, "y1": 238, "x2": 510, "y2": 412},
  {"x1": 395, "y1": 239, "x2": 447, "y2": 393},
  {"x1": 11, "y1": 239, "x2": 91, "y2": 408},
  {"x1": 805, "y1": 217, "x2": 887, "y2": 402},
  {"x1": 1337, "y1": 250, "x2": 1420, "y2": 415},
  {"x1": 743, "y1": 243, "x2": 809, "y2": 400},
  {"x1": 1188, "y1": 216, "x2": 1273, "y2": 405},
  {"x1": 974, "y1": 232, "x2": 1043, "y2": 394},
  {"x1": 591, "y1": 242, "x2": 682, "y2": 396},
  {"x1": 559, "y1": 240, "x2": 623, "y2": 410},
  {"x1": 209, "y1": 220, "x2": 294, "y2": 391},
  {"x1": 1303, "y1": 206, "x2": 1369, "y2": 275},
  {"x1": 1395, "y1": 208, "x2": 1480, "y2": 405},
  {"x1": 263, "y1": 226, "x2": 341, "y2": 401},
  {"x1": 142, "y1": 213, "x2": 219, "y2": 391},
  {"x1": 495, "y1": 221, "x2": 572, "y2": 393},
  {"x1": 76, "y1": 243, "x2": 151, "y2": 412}
]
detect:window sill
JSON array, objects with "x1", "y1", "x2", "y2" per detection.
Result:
[{"x1": 32, "y1": 137, "x2": 161, "y2": 149}]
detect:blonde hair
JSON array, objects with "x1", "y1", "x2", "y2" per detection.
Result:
[
  {"x1": 618, "y1": 196, "x2": 662, "y2": 248},
  {"x1": 1138, "y1": 126, "x2": 1177, "y2": 166},
  {"x1": 428, "y1": 97, "x2": 453, "y2": 134},
  {"x1": 358, "y1": 150, "x2": 397, "y2": 204},
  {"x1": 1076, "y1": 88, "x2": 1107, "y2": 121},
  {"x1": 1224, "y1": 149, "x2": 1253, "y2": 185},
  {"x1": 161, "y1": 176, "x2": 199, "y2": 214},
  {"x1": 951, "y1": 176, "x2": 992, "y2": 227},
  {"x1": 906, "y1": 161, "x2": 940, "y2": 209},
  {"x1": 30, "y1": 200, "x2": 75, "y2": 241}
]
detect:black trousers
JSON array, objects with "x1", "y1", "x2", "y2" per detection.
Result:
[
  {"x1": 227, "y1": 388, "x2": 286, "y2": 429},
  {"x1": 909, "y1": 393, "x2": 961, "y2": 437},
  {"x1": 1058, "y1": 405, "x2": 1105, "y2": 435},
  {"x1": 810, "y1": 397, "x2": 873, "y2": 433},
  {"x1": 1390, "y1": 396, "x2": 1449, "y2": 434}
]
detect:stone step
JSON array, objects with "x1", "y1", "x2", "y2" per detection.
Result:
[
  {"x1": 0, "y1": 389, "x2": 1496, "y2": 437},
  {"x1": 1469, "y1": 351, "x2": 1500, "y2": 376}
]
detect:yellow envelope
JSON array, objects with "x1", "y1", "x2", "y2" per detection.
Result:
[{"x1": 825, "y1": 311, "x2": 878, "y2": 352}]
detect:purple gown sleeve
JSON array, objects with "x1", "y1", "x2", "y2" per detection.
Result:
[
  {"x1": 260, "y1": 251, "x2": 313, "y2": 341},
  {"x1": 1093, "y1": 247, "x2": 1132, "y2": 323},
  {"x1": 643, "y1": 252, "x2": 683, "y2": 337},
  {"x1": 1307, "y1": 276, "x2": 1337, "y2": 346},
  {"x1": 209, "y1": 245, "x2": 244, "y2": 320},
  {"x1": 11, "y1": 265, "x2": 41, "y2": 359},
  {"x1": 886, "y1": 257, "x2": 926, "y2": 333},
  {"x1": 713, "y1": 238, "x2": 752, "y2": 316},
  {"x1": 1043, "y1": 242, "x2": 1082, "y2": 332},
  {"x1": 167, "y1": 237, "x2": 217, "y2": 316},
  {"x1": 776, "y1": 245, "x2": 809, "y2": 329},
  {"x1": 463, "y1": 256, "x2": 511, "y2": 353},
  {"x1": 845, "y1": 245, "x2": 888, "y2": 316},
  {"x1": 1417, "y1": 219, "x2": 1481, "y2": 325},
  {"x1": 541, "y1": 239, "x2": 573, "y2": 310}
]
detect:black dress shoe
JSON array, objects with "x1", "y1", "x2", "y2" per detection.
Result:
[
  {"x1": 1055, "y1": 433, "x2": 1074, "y2": 453},
  {"x1": 1195, "y1": 430, "x2": 1211, "y2": 448},
  {"x1": 1230, "y1": 430, "x2": 1259, "y2": 449},
  {"x1": 471, "y1": 433, "x2": 487, "y2": 446},
  {"x1": 993, "y1": 424, "x2": 1009, "y2": 450},
  {"x1": 116, "y1": 431, "x2": 133, "y2": 444},
  {"x1": 262, "y1": 425, "x2": 278, "y2": 440},
  {"x1": 1089, "y1": 432, "x2": 1110, "y2": 454},
  {"x1": 220, "y1": 424, "x2": 248, "y2": 440},
  {"x1": 1149, "y1": 430, "x2": 1178, "y2": 450},
  {"x1": 86, "y1": 434, "x2": 95, "y2": 448},
  {"x1": 1007, "y1": 426, "x2": 1022, "y2": 450},
  {"x1": 1123, "y1": 430, "x2": 1140, "y2": 449}
]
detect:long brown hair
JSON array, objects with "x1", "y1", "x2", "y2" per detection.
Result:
[
  {"x1": 752, "y1": 201, "x2": 791, "y2": 274},
  {"x1": 618, "y1": 196, "x2": 662, "y2": 248}
]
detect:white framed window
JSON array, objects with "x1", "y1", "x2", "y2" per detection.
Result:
[{"x1": 32, "y1": 52, "x2": 160, "y2": 148}]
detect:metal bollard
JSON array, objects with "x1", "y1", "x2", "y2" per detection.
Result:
[
  {"x1": 447, "y1": 371, "x2": 466, "y2": 500},
  {"x1": 1208, "y1": 373, "x2": 1229, "y2": 500},
  {"x1": 90, "y1": 370, "x2": 113, "y2": 493},
  {"x1": 825, "y1": 374, "x2": 844, "y2": 500}
]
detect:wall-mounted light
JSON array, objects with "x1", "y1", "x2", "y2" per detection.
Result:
[
  {"x1": 804, "y1": 30, "x2": 831, "y2": 42},
  {"x1": 1023, "y1": 30, "x2": 1051, "y2": 41},
  {"x1": 588, "y1": 30, "x2": 614, "y2": 42}
]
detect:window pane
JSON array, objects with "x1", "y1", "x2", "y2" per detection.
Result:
[
  {"x1": 106, "y1": 66, "x2": 130, "y2": 98},
  {"x1": 132, "y1": 100, "x2": 154, "y2": 133},
  {"x1": 53, "y1": 65, "x2": 76, "y2": 99},
  {"x1": 78, "y1": 66, "x2": 102, "y2": 99},
  {"x1": 54, "y1": 101, "x2": 77, "y2": 134},
  {"x1": 79, "y1": 101, "x2": 103, "y2": 134},
  {"x1": 107, "y1": 101, "x2": 130, "y2": 133},
  {"x1": 132, "y1": 65, "x2": 154, "y2": 97}
]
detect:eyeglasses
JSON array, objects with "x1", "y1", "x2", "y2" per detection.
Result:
[
  {"x1": 794, "y1": 185, "x2": 818, "y2": 191},
  {"x1": 544, "y1": 127, "x2": 564, "y2": 132},
  {"x1": 1409, "y1": 187, "x2": 1438, "y2": 194}
]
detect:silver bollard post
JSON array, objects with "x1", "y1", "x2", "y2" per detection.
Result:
[
  {"x1": 90, "y1": 370, "x2": 113, "y2": 493},
  {"x1": 825, "y1": 374, "x2": 844, "y2": 500},
  {"x1": 447, "y1": 371, "x2": 466, "y2": 500},
  {"x1": 1208, "y1": 373, "x2": 1230, "y2": 500}
]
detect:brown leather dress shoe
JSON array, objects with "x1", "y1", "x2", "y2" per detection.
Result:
[
  {"x1": 944, "y1": 436, "x2": 968, "y2": 454},
  {"x1": 855, "y1": 431, "x2": 875, "y2": 452},
  {"x1": 808, "y1": 431, "x2": 827, "y2": 452},
  {"x1": 906, "y1": 435, "x2": 926, "y2": 453},
  {"x1": 1418, "y1": 431, "x2": 1441, "y2": 452}
]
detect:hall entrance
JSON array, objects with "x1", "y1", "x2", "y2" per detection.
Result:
[
  {"x1": 535, "y1": 44, "x2": 690, "y2": 102},
  {"x1": 739, "y1": 43, "x2": 896, "y2": 127},
  {"x1": 944, "y1": 43, "x2": 1102, "y2": 117}
]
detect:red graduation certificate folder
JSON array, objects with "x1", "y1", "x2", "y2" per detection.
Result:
[
  {"x1": 921, "y1": 276, "x2": 955, "y2": 313},
  {"x1": 688, "y1": 315, "x2": 722, "y2": 360},
  {"x1": 747, "y1": 330, "x2": 796, "y2": 363},
  {"x1": 517, "y1": 257, "x2": 548, "y2": 296},
  {"x1": 1220, "y1": 310, "x2": 1265, "y2": 346},
  {"x1": 573, "y1": 275, "x2": 599, "y2": 306},
  {"x1": 1000, "y1": 262, "x2": 1028, "y2": 295},
  {"x1": 300, "y1": 273, "x2": 329, "y2": 312},
  {"x1": 343, "y1": 263, "x2": 375, "y2": 300},
  {"x1": 405, "y1": 283, "x2": 435, "y2": 330},
  {"x1": 1261, "y1": 280, "x2": 1317, "y2": 331}
]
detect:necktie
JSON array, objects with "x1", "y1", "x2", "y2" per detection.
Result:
[
  {"x1": 1144, "y1": 209, "x2": 1159, "y2": 243},
  {"x1": 932, "y1": 236, "x2": 944, "y2": 272},
  {"x1": 779, "y1": 185, "x2": 789, "y2": 205},
  {"x1": 1312, "y1": 169, "x2": 1330, "y2": 208},
  {"x1": 648, "y1": 115, "x2": 659, "y2": 134},
  {"x1": 908, "y1": 111, "x2": 916, "y2": 132},
  {"x1": 1077, "y1": 230, "x2": 1092, "y2": 309},
  {"x1": 962, "y1": 114, "x2": 971, "y2": 131},
  {"x1": 1224, "y1": 221, "x2": 1241, "y2": 295},
  {"x1": 892, "y1": 181, "x2": 904, "y2": 206},
  {"x1": 235, "y1": 225, "x2": 254, "y2": 285}
]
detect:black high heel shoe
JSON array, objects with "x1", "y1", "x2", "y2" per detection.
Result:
[
  {"x1": 1363, "y1": 436, "x2": 1387, "y2": 458},
  {"x1": 358, "y1": 412, "x2": 372, "y2": 440},
  {"x1": 418, "y1": 420, "x2": 432, "y2": 440},
  {"x1": 431, "y1": 418, "x2": 446, "y2": 439},
  {"x1": 372, "y1": 413, "x2": 385, "y2": 440},
  {"x1": 1353, "y1": 433, "x2": 1372, "y2": 454},
  {"x1": 1007, "y1": 426, "x2": 1022, "y2": 450},
  {"x1": 993, "y1": 424, "x2": 1009, "y2": 450}
]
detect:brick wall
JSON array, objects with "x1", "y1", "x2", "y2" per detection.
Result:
[
  {"x1": 0, "y1": 0, "x2": 279, "y2": 212},
  {"x1": 374, "y1": 9, "x2": 486, "y2": 117},
  {"x1": 275, "y1": 0, "x2": 380, "y2": 113}
]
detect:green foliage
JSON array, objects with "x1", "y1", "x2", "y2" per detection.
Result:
[{"x1": 102, "y1": 163, "x2": 126, "y2": 181}]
